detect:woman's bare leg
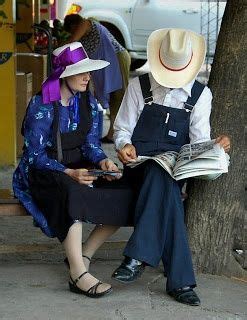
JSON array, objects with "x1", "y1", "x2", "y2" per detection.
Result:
[
  {"x1": 82, "y1": 225, "x2": 119, "y2": 269},
  {"x1": 63, "y1": 221, "x2": 111, "y2": 293}
]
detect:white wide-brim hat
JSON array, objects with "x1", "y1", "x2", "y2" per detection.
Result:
[
  {"x1": 52, "y1": 42, "x2": 109, "y2": 78},
  {"x1": 42, "y1": 42, "x2": 110, "y2": 103},
  {"x1": 147, "y1": 28, "x2": 206, "y2": 88}
]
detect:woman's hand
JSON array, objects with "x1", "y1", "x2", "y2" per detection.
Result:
[
  {"x1": 98, "y1": 158, "x2": 122, "y2": 181},
  {"x1": 64, "y1": 168, "x2": 98, "y2": 185},
  {"x1": 215, "y1": 135, "x2": 231, "y2": 153}
]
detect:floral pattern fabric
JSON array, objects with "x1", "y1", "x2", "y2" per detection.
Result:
[{"x1": 81, "y1": 20, "x2": 125, "y2": 56}]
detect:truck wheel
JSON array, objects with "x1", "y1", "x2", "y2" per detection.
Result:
[
  {"x1": 130, "y1": 59, "x2": 147, "y2": 71},
  {"x1": 100, "y1": 22, "x2": 125, "y2": 47}
]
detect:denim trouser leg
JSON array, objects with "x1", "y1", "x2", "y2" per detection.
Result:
[{"x1": 124, "y1": 162, "x2": 196, "y2": 291}]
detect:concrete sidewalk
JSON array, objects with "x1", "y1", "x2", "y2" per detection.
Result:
[
  {"x1": 0, "y1": 259, "x2": 246, "y2": 320},
  {"x1": 0, "y1": 216, "x2": 246, "y2": 320}
]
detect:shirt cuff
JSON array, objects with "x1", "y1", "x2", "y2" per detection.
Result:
[{"x1": 115, "y1": 138, "x2": 132, "y2": 151}]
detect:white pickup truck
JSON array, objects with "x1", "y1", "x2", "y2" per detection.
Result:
[{"x1": 58, "y1": 0, "x2": 226, "y2": 69}]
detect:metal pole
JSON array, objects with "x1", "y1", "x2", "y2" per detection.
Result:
[
  {"x1": 200, "y1": 2, "x2": 203, "y2": 35},
  {"x1": 206, "y1": 0, "x2": 210, "y2": 76},
  {"x1": 216, "y1": 0, "x2": 219, "y2": 38}
]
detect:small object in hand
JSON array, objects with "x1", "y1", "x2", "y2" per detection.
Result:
[{"x1": 87, "y1": 169, "x2": 122, "y2": 177}]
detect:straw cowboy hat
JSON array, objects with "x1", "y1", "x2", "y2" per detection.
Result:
[
  {"x1": 42, "y1": 42, "x2": 109, "y2": 103},
  {"x1": 147, "y1": 28, "x2": 206, "y2": 88}
]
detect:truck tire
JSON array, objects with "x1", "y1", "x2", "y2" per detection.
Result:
[{"x1": 100, "y1": 21, "x2": 125, "y2": 47}]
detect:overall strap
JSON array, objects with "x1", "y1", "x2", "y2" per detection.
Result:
[
  {"x1": 139, "y1": 73, "x2": 154, "y2": 105},
  {"x1": 184, "y1": 80, "x2": 205, "y2": 112},
  {"x1": 51, "y1": 92, "x2": 91, "y2": 163},
  {"x1": 52, "y1": 101, "x2": 63, "y2": 163}
]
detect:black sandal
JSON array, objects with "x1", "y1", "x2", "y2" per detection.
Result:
[
  {"x1": 64, "y1": 255, "x2": 91, "y2": 269},
  {"x1": 69, "y1": 271, "x2": 112, "y2": 298}
]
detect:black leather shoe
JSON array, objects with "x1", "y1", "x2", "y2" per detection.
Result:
[
  {"x1": 168, "y1": 287, "x2": 201, "y2": 306},
  {"x1": 112, "y1": 257, "x2": 145, "y2": 283}
]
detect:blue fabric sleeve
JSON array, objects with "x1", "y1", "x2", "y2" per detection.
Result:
[
  {"x1": 81, "y1": 94, "x2": 107, "y2": 164},
  {"x1": 23, "y1": 96, "x2": 66, "y2": 172}
]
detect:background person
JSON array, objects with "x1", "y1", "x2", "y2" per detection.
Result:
[
  {"x1": 52, "y1": 18, "x2": 70, "y2": 45},
  {"x1": 63, "y1": 14, "x2": 131, "y2": 143}
]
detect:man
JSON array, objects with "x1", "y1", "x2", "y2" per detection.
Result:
[{"x1": 112, "y1": 28, "x2": 230, "y2": 306}]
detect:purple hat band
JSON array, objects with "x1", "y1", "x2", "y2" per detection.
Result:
[{"x1": 42, "y1": 46, "x2": 87, "y2": 104}]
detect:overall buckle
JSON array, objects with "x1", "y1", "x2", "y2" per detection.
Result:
[
  {"x1": 183, "y1": 102, "x2": 194, "y2": 112},
  {"x1": 144, "y1": 96, "x2": 154, "y2": 105}
]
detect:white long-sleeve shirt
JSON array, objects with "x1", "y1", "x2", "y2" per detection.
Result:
[{"x1": 113, "y1": 73, "x2": 212, "y2": 151}]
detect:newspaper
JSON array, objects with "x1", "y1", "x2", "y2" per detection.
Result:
[{"x1": 127, "y1": 140, "x2": 230, "y2": 181}]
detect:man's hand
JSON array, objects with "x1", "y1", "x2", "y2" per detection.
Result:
[
  {"x1": 117, "y1": 143, "x2": 137, "y2": 164},
  {"x1": 216, "y1": 135, "x2": 231, "y2": 153},
  {"x1": 98, "y1": 158, "x2": 122, "y2": 181},
  {"x1": 64, "y1": 168, "x2": 97, "y2": 185}
]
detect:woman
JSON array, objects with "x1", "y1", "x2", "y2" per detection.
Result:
[
  {"x1": 13, "y1": 42, "x2": 133, "y2": 298},
  {"x1": 63, "y1": 14, "x2": 131, "y2": 143}
]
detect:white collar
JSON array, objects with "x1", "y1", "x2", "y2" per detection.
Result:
[{"x1": 149, "y1": 73, "x2": 195, "y2": 97}]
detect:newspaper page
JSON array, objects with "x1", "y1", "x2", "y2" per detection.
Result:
[
  {"x1": 173, "y1": 143, "x2": 229, "y2": 180},
  {"x1": 127, "y1": 151, "x2": 178, "y2": 177},
  {"x1": 176, "y1": 140, "x2": 216, "y2": 163},
  {"x1": 126, "y1": 140, "x2": 229, "y2": 181}
]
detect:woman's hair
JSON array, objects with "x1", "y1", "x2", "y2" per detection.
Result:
[{"x1": 63, "y1": 14, "x2": 85, "y2": 33}]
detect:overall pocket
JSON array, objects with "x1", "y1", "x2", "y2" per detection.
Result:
[{"x1": 163, "y1": 113, "x2": 189, "y2": 146}]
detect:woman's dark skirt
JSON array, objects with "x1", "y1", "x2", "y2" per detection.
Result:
[{"x1": 29, "y1": 169, "x2": 135, "y2": 242}]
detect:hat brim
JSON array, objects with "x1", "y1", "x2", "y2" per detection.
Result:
[
  {"x1": 59, "y1": 58, "x2": 110, "y2": 78},
  {"x1": 147, "y1": 29, "x2": 206, "y2": 88}
]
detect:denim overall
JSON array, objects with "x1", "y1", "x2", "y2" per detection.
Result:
[{"x1": 124, "y1": 73, "x2": 205, "y2": 292}]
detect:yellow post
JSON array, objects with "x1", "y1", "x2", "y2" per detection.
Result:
[
  {"x1": 16, "y1": 0, "x2": 34, "y2": 52},
  {"x1": 0, "y1": 0, "x2": 16, "y2": 165}
]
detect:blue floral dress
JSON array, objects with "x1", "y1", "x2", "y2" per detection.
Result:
[{"x1": 13, "y1": 92, "x2": 107, "y2": 237}]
